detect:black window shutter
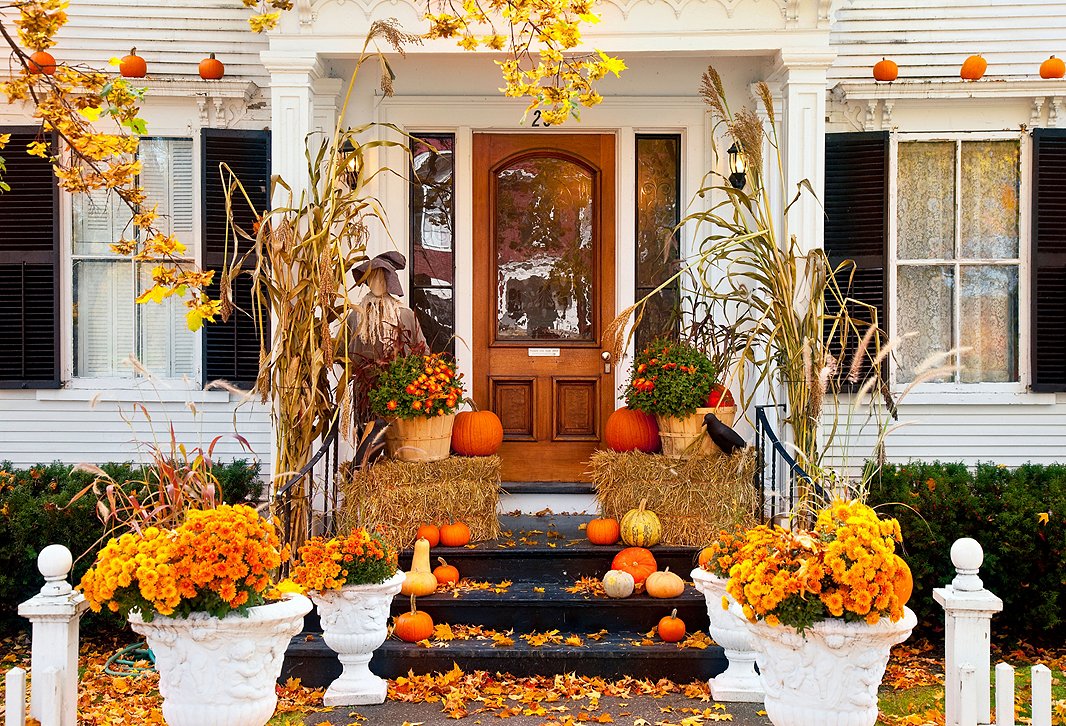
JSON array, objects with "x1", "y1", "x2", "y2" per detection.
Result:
[
  {"x1": 824, "y1": 131, "x2": 889, "y2": 384},
  {"x1": 0, "y1": 127, "x2": 60, "y2": 389},
  {"x1": 201, "y1": 129, "x2": 271, "y2": 388},
  {"x1": 1032, "y1": 128, "x2": 1066, "y2": 392}
]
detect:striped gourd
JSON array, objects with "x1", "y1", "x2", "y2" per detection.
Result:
[{"x1": 620, "y1": 498, "x2": 662, "y2": 547}]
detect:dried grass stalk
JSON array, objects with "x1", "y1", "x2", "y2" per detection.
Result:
[
  {"x1": 339, "y1": 456, "x2": 502, "y2": 550},
  {"x1": 589, "y1": 449, "x2": 758, "y2": 547}
]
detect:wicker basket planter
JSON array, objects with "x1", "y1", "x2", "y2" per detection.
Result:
[
  {"x1": 656, "y1": 406, "x2": 737, "y2": 457},
  {"x1": 384, "y1": 414, "x2": 456, "y2": 462}
]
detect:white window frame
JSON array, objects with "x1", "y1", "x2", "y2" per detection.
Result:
[
  {"x1": 887, "y1": 130, "x2": 1031, "y2": 395},
  {"x1": 62, "y1": 135, "x2": 203, "y2": 390}
]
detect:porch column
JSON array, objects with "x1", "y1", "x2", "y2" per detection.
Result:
[
  {"x1": 260, "y1": 51, "x2": 326, "y2": 204},
  {"x1": 770, "y1": 50, "x2": 836, "y2": 252}
]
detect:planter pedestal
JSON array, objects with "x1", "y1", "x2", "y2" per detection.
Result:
[
  {"x1": 311, "y1": 571, "x2": 405, "y2": 706},
  {"x1": 690, "y1": 569, "x2": 763, "y2": 702},
  {"x1": 129, "y1": 594, "x2": 312, "y2": 726},
  {"x1": 746, "y1": 607, "x2": 917, "y2": 726}
]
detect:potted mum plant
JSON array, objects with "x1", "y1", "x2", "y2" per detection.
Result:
[
  {"x1": 370, "y1": 351, "x2": 466, "y2": 462},
  {"x1": 727, "y1": 500, "x2": 917, "y2": 726},
  {"x1": 291, "y1": 528, "x2": 403, "y2": 705},
  {"x1": 690, "y1": 529, "x2": 763, "y2": 702},
  {"x1": 624, "y1": 338, "x2": 720, "y2": 456},
  {"x1": 79, "y1": 504, "x2": 311, "y2": 726}
]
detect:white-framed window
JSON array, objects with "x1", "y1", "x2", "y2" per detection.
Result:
[
  {"x1": 71, "y1": 137, "x2": 196, "y2": 379},
  {"x1": 890, "y1": 134, "x2": 1025, "y2": 389}
]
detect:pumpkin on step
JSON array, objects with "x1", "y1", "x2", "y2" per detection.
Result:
[
  {"x1": 452, "y1": 408, "x2": 504, "y2": 456},
  {"x1": 433, "y1": 557, "x2": 459, "y2": 585},
  {"x1": 401, "y1": 537, "x2": 438, "y2": 596},
  {"x1": 611, "y1": 547, "x2": 657, "y2": 585},
  {"x1": 586, "y1": 517, "x2": 620, "y2": 545},
  {"x1": 440, "y1": 521, "x2": 471, "y2": 547},
  {"x1": 645, "y1": 568, "x2": 685, "y2": 599},
  {"x1": 394, "y1": 595, "x2": 434, "y2": 642},
  {"x1": 604, "y1": 407, "x2": 660, "y2": 453},
  {"x1": 658, "y1": 609, "x2": 686, "y2": 643},
  {"x1": 620, "y1": 498, "x2": 662, "y2": 547},
  {"x1": 417, "y1": 523, "x2": 440, "y2": 547},
  {"x1": 602, "y1": 569, "x2": 635, "y2": 599}
]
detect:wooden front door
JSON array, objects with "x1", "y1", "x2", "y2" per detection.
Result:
[{"x1": 472, "y1": 133, "x2": 616, "y2": 482}]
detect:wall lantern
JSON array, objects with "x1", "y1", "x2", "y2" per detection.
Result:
[
  {"x1": 727, "y1": 143, "x2": 747, "y2": 190},
  {"x1": 339, "y1": 137, "x2": 360, "y2": 188}
]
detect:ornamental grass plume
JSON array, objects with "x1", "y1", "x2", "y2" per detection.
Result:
[{"x1": 291, "y1": 528, "x2": 398, "y2": 592}]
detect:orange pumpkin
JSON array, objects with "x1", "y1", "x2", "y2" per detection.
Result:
[
  {"x1": 705, "y1": 384, "x2": 735, "y2": 409},
  {"x1": 120, "y1": 48, "x2": 147, "y2": 78},
  {"x1": 604, "y1": 407, "x2": 660, "y2": 453},
  {"x1": 658, "y1": 608, "x2": 686, "y2": 643},
  {"x1": 198, "y1": 53, "x2": 225, "y2": 80},
  {"x1": 586, "y1": 517, "x2": 620, "y2": 546},
  {"x1": 892, "y1": 554, "x2": 913, "y2": 607},
  {"x1": 611, "y1": 546, "x2": 658, "y2": 585},
  {"x1": 451, "y1": 409, "x2": 504, "y2": 456},
  {"x1": 28, "y1": 50, "x2": 56, "y2": 76},
  {"x1": 439, "y1": 521, "x2": 471, "y2": 547},
  {"x1": 433, "y1": 557, "x2": 459, "y2": 585},
  {"x1": 697, "y1": 546, "x2": 714, "y2": 568},
  {"x1": 416, "y1": 523, "x2": 440, "y2": 547},
  {"x1": 645, "y1": 568, "x2": 686, "y2": 599},
  {"x1": 873, "y1": 58, "x2": 898, "y2": 82},
  {"x1": 960, "y1": 55, "x2": 987, "y2": 81},
  {"x1": 394, "y1": 595, "x2": 434, "y2": 642},
  {"x1": 1041, "y1": 55, "x2": 1066, "y2": 79}
]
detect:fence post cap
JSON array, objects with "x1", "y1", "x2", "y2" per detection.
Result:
[
  {"x1": 38, "y1": 544, "x2": 74, "y2": 596},
  {"x1": 950, "y1": 538, "x2": 984, "y2": 592}
]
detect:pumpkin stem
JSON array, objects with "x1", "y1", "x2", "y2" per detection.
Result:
[
  {"x1": 129, "y1": 47, "x2": 137, "y2": 55},
  {"x1": 409, "y1": 594, "x2": 417, "y2": 613},
  {"x1": 638, "y1": 497, "x2": 647, "y2": 511},
  {"x1": 463, "y1": 396, "x2": 479, "y2": 412},
  {"x1": 438, "y1": 557, "x2": 448, "y2": 567},
  {"x1": 670, "y1": 608, "x2": 678, "y2": 619},
  {"x1": 209, "y1": 52, "x2": 216, "y2": 60}
]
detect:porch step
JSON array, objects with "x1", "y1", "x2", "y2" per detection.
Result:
[{"x1": 500, "y1": 481, "x2": 596, "y2": 495}]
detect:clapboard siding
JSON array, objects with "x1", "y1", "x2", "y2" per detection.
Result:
[
  {"x1": 51, "y1": 0, "x2": 268, "y2": 82},
  {"x1": 830, "y1": 1, "x2": 1066, "y2": 82},
  {"x1": 0, "y1": 392, "x2": 272, "y2": 470}
]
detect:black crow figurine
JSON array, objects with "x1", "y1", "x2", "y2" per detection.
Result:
[{"x1": 704, "y1": 412, "x2": 746, "y2": 455}]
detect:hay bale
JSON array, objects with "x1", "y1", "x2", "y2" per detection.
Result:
[
  {"x1": 340, "y1": 456, "x2": 502, "y2": 550},
  {"x1": 589, "y1": 448, "x2": 758, "y2": 547}
]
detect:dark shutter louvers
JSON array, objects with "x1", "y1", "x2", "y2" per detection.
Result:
[
  {"x1": 0, "y1": 127, "x2": 60, "y2": 388},
  {"x1": 201, "y1": 129, "x2": 271, "y2": 388},
  {"x1": 1032, "y1": 128, "x2": 1066, "y2": 392},
  {"x1": 824, "y1": 132, "x2": 890, "y2": 385}
]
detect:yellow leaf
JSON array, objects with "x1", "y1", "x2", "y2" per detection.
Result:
[
  {"x1": 78, "y1": 106, "x2": 103, "y2": 122},
  {"x1": 108, "y1": 57, "x2": 121, "y2": 66},
  {"x1": 1038, "y1": 511, "x2": 1050, "y2": 525},
  {"x1": 596, "y1": 50, "x2": 627, "y2": 77},
  {"x1": 564, "y1": 635, "x2": 583, "y2": 646}
]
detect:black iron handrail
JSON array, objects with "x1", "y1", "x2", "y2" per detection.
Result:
[
  {"x1": 273, "y1": 418, "x2": 342, "y2": 545},
  {"x1": 753, "y1": 404, "x2": 824, "y2": 522}
]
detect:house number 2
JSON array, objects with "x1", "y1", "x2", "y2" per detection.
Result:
[{"x1": 531, "y1": 110, "x2": 552, "y2": 127}]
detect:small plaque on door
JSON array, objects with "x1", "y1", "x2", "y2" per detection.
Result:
[{"x1": 528, "y1": 347, "x2": 561, "y2": 357}]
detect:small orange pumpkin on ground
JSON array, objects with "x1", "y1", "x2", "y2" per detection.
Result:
[
  {"x1": 28, "y1": 50, "x2": 56, "y2": 75},
  {"x1": 604, "y1": 407, "x2": 660, "y2": 453},
  {"x1": 439, "y1": 521, "x2": 472, "y2": 547},
  {"x1": 873, "y1": 58, "x2": 898, "y2": 82},
  {"x1": 960, "y1": 54, "x2": 987, "y2": 81},
  {"x1": 611, "y1": 546, "x2": 658, "y2": 585},
  {"x1": 433, "y1": 557, "x2": 459, "y2": 585},
  {"x1": 658, "y1": 609, "x2": 686, "y2": 643},
  {"x1": 452, "y1": 407, "x2": 504, "y2": 456},
  {"x1": 198, "y1": 53, "x2": 225, "y2": 80},
  {"x1": 892, "y1": 554, "x2": 913, "y2": 607},
  {"x1": 119, "y1": 48, "x2": 147, "y2": 78},
  {"x1": 416, "y1": 523, "x2": 440, "y2": 547},
  {"x1": 1041, "y1": 55, "x2": 1066, "y2": 79},
  {"x1": 394, "y1": 595, "x2": 434, "y2": 642},
  {"x1": 586, "y1": 517, "x2": 620, "y2": 545}
]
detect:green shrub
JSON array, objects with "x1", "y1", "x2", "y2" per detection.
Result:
[
  {"x1": 867, "y1": 461, "x2": 1066, "y2": 643},
  {"x1": 0, "y1": 459, "x2": 262, "y2": 634}
]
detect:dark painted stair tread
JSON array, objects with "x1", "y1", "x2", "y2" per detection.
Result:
[
  {"x1": 400, "y1": 578, "x2": 704, "y2": 604},
  {"x1": 283, "y1": 630, "x2": 726, "y2": 685}
]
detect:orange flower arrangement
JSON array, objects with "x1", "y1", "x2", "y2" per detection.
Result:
[
  {"x1": 79, "y1": 504, "x2": 285, "y2": 621},
  {"x1": 369, "y1": 352, "x2": 465, "y2": 419},
  {"x1": 726, "y1": 500, "x2": 906, "y2": 632},
  {"x1": 291, "y1": 528, "x2": 398, "y2": 592}
]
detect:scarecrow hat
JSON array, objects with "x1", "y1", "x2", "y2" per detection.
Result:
[{"x1": 353, "y1": 251, "x2": 407, "y2": 296}]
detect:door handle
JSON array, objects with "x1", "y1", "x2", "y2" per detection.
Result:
[{"x1": 601, "y1": 350, "x2": 612, "y2": 375}]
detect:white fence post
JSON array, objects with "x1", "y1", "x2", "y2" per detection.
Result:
[
  {"x1": 959, "y1": 664, "x2": 978, "y2": 726},
  {"x1": 16, "y1": 545, "x2": 88, "y2": 726},
  {"x1": 4, "y1": 667, "x2": 26, "y2": 726},
  {"x1": 1031, "y1": 664, "x2": 1052, "y2": 726},
  {"x1": 994, "y1": 662, "x2": 1015, "y2": 726},
  {"x1": 933, "y1": 538, "x2": 1003, "y2": 726}
]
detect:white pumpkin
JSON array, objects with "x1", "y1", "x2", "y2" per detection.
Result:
[{"x1": 602, "y1": 569, "x2": 636, "y2": 599}]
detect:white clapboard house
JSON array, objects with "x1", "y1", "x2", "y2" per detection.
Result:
[{"x1": 1, "y1": 0, "x2": 1064, "y2": 503}]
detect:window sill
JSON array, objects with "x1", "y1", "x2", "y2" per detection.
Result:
[
  {"x1": 843, "y1": 390, "x2": 1058, "y2": 406},
  {"x1": 37, "y1": 384, "x2": 239, "y2": 404}
]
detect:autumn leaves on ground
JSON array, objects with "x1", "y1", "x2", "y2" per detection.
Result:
[{"x1": 4, "y1": 631, "x2": 1063, "y2": 725}]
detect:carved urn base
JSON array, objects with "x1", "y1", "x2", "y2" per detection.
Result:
[
  {"x1": 129, "y1": 593, "x2": 312, "y2": 726},
  {"x1": 746, "y1": 607, "x2": 917, "y2": 726},
  {"x1": 311, "y1": 571, "x2": 405, "y2": 706},
  {"x1": 690, "y1": 568, "x2": 764, "y2": 702}
]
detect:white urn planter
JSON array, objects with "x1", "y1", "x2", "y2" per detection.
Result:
[
  {"x1": 311, "y1": 570, "x2": 405, "y2": 706},
  {"x1": 128, "y1": 593, "x2": 312, "y2": 726},
  {"x1": 690, "y1": 568, "x2": 763, "y2": 702},
  {"x1": 746, "y1": 607, "x2": 917, "y2": 726}
]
